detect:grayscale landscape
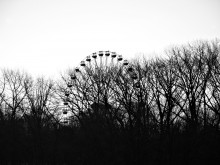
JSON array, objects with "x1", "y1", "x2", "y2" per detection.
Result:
[{"x1": 0, "y1": 0, "x2": 220, "y2": 164}]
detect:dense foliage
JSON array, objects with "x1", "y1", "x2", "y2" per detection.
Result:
[{"x1": 0, "y1": 40, "x2": 220, "y2": 164}]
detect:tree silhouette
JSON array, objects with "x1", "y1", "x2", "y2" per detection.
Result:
[{"x1": 0, "y1": 40, "x2": 220, "y2": 164}]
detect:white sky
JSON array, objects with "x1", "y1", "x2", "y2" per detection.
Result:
[{"x1": 0, "y1": 0, "x2": 220, "y2": 78}]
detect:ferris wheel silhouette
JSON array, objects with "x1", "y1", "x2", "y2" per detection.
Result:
[{"x1": 62, "y1": 51, "x2": 140, "y2": 124}]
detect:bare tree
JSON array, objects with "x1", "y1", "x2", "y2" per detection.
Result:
[
  {"x1": 203, "y1": 40, "x2": 220, "y2": 129},
  {"x1": 23, "y1": 77, "x2": 60, "y2": 129},
  {"x1": 0, "y1": 69, "x2": 28, "y2": 121},
  {"x1": 167, "y1": 41, "x2": 217, "y2": 132},
  {"x1": 147, "y1": 57, "x2": 179, "y2": 134},
  {"x1": 0, "y1": 73, "x2": 6, "y2": 121}
]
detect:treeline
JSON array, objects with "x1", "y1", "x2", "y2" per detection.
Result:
[{"x1": 0, "y1": 40, "x2": 220, "y2": 164}]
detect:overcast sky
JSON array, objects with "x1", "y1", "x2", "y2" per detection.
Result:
[{"x1": 0, "y1": 0, "x2": 220, "y2": 78}]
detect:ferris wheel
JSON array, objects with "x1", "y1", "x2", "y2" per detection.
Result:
[{"x1": 62, "y1": 51, "x2": 140, "y2": 123}]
